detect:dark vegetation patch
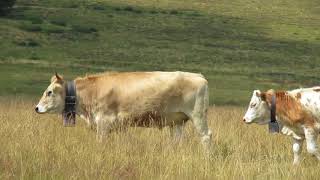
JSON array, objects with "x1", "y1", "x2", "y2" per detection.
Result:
[
  {"x1": 15, "y1": 38, "x2": 40, "y2": 47},
  {"x1": 71, "y1": 24, "x2": 98, "y2": 33},
  {"x1": 19, "y1": 22, "x2": 42, "y2": 32},
  {"x1": 50, "y1": 19, "x2": 67, "y2": 26},
  {"x1": 0, "y1": 0, "x2": 16, "y2": 16},
  {"x1": 41, "y1": 23, "x2": 67, "y2": 34}
]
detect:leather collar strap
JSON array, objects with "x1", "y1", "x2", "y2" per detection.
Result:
[
  {"x1": 268, "y1": 93, "x2": 279, "y2": 133},
  {"x1": 270, "y1": 94, "x2": 276, "y2": 123},
  {"x1": 63, "y1": 81, "x2": 76, "y2": 126}
]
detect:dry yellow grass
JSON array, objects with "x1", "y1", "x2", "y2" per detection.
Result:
[{"x1": 1, "y1": 98, "x2": 320, "y2": 179}]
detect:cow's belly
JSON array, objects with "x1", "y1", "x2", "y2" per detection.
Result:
[{"x1": 130, "y1": 112, "x2": 189, "y2": 128}]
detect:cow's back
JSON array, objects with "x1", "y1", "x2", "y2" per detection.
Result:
[{"x1": 89, "y1": 71, "x2": 206, "y2": 117}]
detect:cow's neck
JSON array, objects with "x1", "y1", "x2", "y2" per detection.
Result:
[
  {"x1": 73, "y1": 78, "x2": 97, "y2": 125},
  {"x1": 270, "y1": 91, "x2": 315, "y2": 127}
]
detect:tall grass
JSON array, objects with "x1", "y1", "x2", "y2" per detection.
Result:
[{"x1": 1, "y1": 98, "x2": 320, "y2": 179}]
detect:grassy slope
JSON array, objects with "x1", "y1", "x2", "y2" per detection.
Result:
[
  {"x1": 2, "y1": 99, "x2": 320, "y2": 179},
  {"x1": 0, "y1": 0, "x2": 319, "y2": 105}
]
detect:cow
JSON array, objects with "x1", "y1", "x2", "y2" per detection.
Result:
[
  {"x1": 243, "y1": 88, "x2": 320, "y2": 165},
  {"x1": 35, "y1": 71, "x2": 212, "y2": 152}
]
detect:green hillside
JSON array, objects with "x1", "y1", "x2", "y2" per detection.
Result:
[{"x1": 0, "y1": 0, "x2": 319, "y2": 105}]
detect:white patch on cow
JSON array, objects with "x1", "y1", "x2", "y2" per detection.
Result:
[
  {"x1": 295, "y1": 89, "x2": 320, "y2": 121},
  {"x1": 281, "y1": 126, "x2": 303, "y2": 140},
  {"x1": 35, "y1": 103, "x2": 46, "y2": 113},
  {"x1": 243, "y1": 90, "x2": 270, "y2": 124},
  {"x1": 292, "y1": 138, "x2": 304, "y2": 165},
  {"x1": 304, "y1": 126, "x2": 320, "y2": 160}
]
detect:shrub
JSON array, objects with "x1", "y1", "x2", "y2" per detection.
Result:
[
  {"x1": 169, "y1": 10, "x2": 179, "y2": 15},
  {"x1": 15, "y1": 38, "x2": 40, "y2": 47},
  {"x1": 19, "y1": 22, "x2": 42, "y2": 32},
  {"x1": 50, "y1": 19, "x2": 67, "y2": 26},
  {"x1": 27, "y1": 15, "x2": 43, "y2": 24},
  {"x1": 72, "y1": 24, "x2": 97, "y2": 33},
  {"x1": 41, "y1": 23, "x2": 67, "y2": 34},
  {"x1": 0, "y1": 0, "x2": 16, "y2": 15},
  {"x1": 123, "y1": 6, "x2": 133, "y2": 11}
]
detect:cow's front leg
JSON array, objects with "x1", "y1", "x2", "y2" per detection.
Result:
[
  {"x1": 169, "y1": 124, "x2": 184, "y2": 143},
  {"x1": 304, "y1": 126, "x2": 320, "y2": 160},
  {"x1": 292, "y1": 137, "x2": 304, "y2": 165},
  {"x1": 96, "y1": 114, "x2": 117, "y2": 143}
]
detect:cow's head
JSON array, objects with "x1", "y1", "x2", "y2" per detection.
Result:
[
  {"x1": 35, "y1": 73, "x2": 66, "y2": 114},
  {"x1": 243, "y1": 90, "x2": 274, "y2": 125}
]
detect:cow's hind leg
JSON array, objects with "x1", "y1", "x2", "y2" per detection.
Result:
[
  {"x1": 190, "y1": 83, "x2": 212, "y2": 155},
  {"x1": 304, "y1": 127, "x2": 320, "y2": 160}
]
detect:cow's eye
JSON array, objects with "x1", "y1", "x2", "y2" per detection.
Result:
[
  {"x1": 47, "y1": 91, "x2": 52, "y2": 97},
  {"x1": 250, "y1": 103, "x2": 257, "y2": 108}
]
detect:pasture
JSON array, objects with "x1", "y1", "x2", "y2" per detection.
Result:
[
  {"x1": 1, "y1": 99, "x2": 320, "y2": 179},
  {"x1": 1, "y1": 0, "x2": 320, "y2": 179},
  {"x1": 0, "y1": 0, "x2": 320, "y2": 105}
]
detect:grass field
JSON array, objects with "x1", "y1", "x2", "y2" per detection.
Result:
[
  {"x1": 1, "y1": 0, "x2": 320, "y2": 179},
  {"x1": 2, "y1": 99, "x2": 320, "y2": 179},
  {"x1": 0, "y1": 0, "x2": 320, "y2": 105}
]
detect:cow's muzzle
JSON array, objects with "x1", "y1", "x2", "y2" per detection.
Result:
[
  {"x1": 242, "y1": 118, "x2": 253, "y2": 124},
  {"x1": 35, "y1": 106, "x2": 45, "y2": 114}
]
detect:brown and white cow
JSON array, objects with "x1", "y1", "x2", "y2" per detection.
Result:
[
  {"x1": 35, "y1": 71, "x2": 212, "y2": 152},
  {"x1": 243, "y1": 88, "x2": 320, "y2": 165}
]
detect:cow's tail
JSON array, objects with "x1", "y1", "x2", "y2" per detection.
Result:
[
  {"x1": 191, "y1": 79, "x2": 212, "y2": 155},
  {"x1": 203, "y1": 83, "x2": 211, "y2": 137}
]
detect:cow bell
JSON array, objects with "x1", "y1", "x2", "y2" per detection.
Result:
[
  {"x1": 268, "y1": 121, "x2": 279, "y2": 133},
  {"x1": 63, "y1": 112, "x2": 76, "y2": 127}
]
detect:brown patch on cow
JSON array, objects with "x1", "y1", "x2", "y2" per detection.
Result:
[
  {"x1": 131, "y1": 111, "x2": 164, "y2": 127},
  {"x1": 129, "y1": 111, "x2": 188, "y2": 128},
  {"x1": 263, "y1": 90, "x2": 316, "y2": 127}
]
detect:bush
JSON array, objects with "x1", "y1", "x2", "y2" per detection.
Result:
[
  {"x1": 19, "y1": 22, "x2": 42, "y2": 32},
  {"x1": 15, "y1": 38, "x2": 40, "y2": 47},
  {"x1": 50, "y1": 19, "x2": 67, "y2": 27},
  {"x1": 72, "y1": 24, "x2": 97, "y2": 33},
  {"x1": 41, "y1": 24, "x2": 66, "y2": 34},
  {"x1": 0, "y1": 0, "x2": 16, "y2": 15}
]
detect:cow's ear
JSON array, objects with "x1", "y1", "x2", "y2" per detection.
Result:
[
  {"x1": 260, "y1": 92, "x2": 266, "y2": 101},
  {"x1": 255, "y1": 91, "x2": 261, "y2": 97},
  {"x1": 264, "y1": 89, "x2": 275, "y2": 104},
  {"x1": 51, "y1": 73, "x2": 64, "y2": 84}
]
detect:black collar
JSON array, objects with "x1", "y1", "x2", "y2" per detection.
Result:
[
  {"x1": 63, "y1": 81, "x2": 76, "y2": 126},
  {"x1": 268, "y1": 93, "x2": 279, "y2": 133},
  {"x1": 270, "y1": 94, "x2": 276, "y2": 123}
]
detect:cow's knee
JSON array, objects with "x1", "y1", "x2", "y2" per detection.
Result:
[
  {"x1": 201, "y1": 129, "x2": 212, "y2": 142},
  {"x1": 307, "y1": 143, "x2": 318, "y2": 155},
  {"x1": 304, "y1": 127, "x2": 320, "y2": 159},
  {"x1": 201, "y1": 129, "x2": 212, "y2": 156},
  {"x1": 170, "y1": 125, "x2": 183, "y2": 141},
  {"x1": 292, "y1": 138, "x2": 304, "y2": 165}
]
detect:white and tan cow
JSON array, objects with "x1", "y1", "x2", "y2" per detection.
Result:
[
  {"x1": 35, "y1": 71, "x2": 212, "y2": 152},
  {"x1": 243, "y1": 87, "x2": 320, "y2": 165}
]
